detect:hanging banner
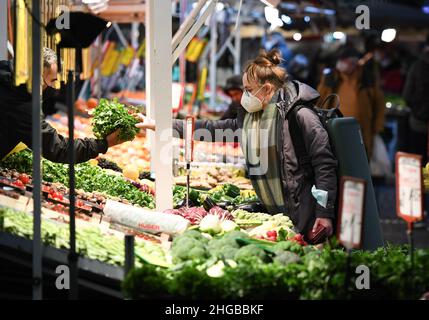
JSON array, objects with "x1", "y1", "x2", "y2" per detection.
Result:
[
  {"x1": 337, "y1": 176, "x2": 366, "y2": 250},
  {"x1": 395, "y1": 152, "x2": 424, "y2": 223}
]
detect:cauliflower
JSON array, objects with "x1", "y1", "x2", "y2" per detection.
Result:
[
  {"x1": 199, "y1": 215, "x2": 222, "y2": 234},
  {"x1": 221, "y1": 220, "x2": 239, "y2": 233}
]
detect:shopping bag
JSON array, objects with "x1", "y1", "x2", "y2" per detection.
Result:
[{"x1": 370, "y1": 134, "x2": 392, "y2": 177}]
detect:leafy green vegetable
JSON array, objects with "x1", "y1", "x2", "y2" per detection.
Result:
[
  {"x1": 0, "y1": 208, "x2": 166, "y2": 267},
  {"x1": 0, "y1": 150, "x2": 155, "y2": 208},
  {"x1": 91, "y1": 98, "x2": 139, "y2": 141}
]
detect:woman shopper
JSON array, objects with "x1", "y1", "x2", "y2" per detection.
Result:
[{"x1": 138, "y1": 50, "x2": 338, "y2": 243}]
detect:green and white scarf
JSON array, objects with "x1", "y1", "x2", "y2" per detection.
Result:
[{"x1": 241, "y1": 92, "x2": 287, "y2": 214}]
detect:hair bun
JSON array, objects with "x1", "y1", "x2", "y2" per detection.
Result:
[
  {"x1": 266, "y1": 49, "x2": 282, "y2": 66},
  {"x1": 255, "y1": 49, "x2": 282, "y2": 67}
]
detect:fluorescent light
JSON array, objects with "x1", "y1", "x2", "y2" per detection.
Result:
[
  {"x1": 264, "y1": 6, "x2": 279, "y2": 23},
  {"x1": 260, "y1": 0, "x2": 281, "y2": 7},
  {"x1": 293, "y1": 33, "x2": 302, "y2": 41},
  {"x1": 281, "y1": 14, "x2": 292, "y2": 25},
  {"x1": 333, "y1": 31, "x2": 345, "y2": 40},
  {"x1": 304, "y1": 16, "x2": 310, "y2": 23},
  {"x1": 304, "y1": 6, "x2": 321, "y2": 14},
  {"x1": 216, "y1": 2, "x2": 224, "y2": 11},
  {"x1": 324, "y1": 9, "x2": 336, "y2": 15},
  {"x1": 381, "y1": 28, "x2": 396, "y2": 43},
  {"x1": 280, "y1": 3, "x2": 297, "y2": 10}
]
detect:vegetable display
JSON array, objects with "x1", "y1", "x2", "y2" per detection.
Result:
[
  {"x1": 91, "y1": 98, "x2": 139, "y2": 141},
  {"x1": 123, "y1": 237, "x2": 429, "y2": 300},
  {"x1": 0, "y1": 208, "x2": 167, "y2": 267},
  {"x1": 0, "y1": 150, "x2": 155, "y2": 209}
]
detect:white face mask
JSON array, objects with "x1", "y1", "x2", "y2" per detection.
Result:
[{"x1": 241, "y1": 87, "x2": 264, "y2": 113}]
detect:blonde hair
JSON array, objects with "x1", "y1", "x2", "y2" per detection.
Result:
[{"x1": 244, "y1": 49, "x2": 288, "y2": 90}]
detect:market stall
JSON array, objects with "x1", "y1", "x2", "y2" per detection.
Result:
[{"x1": 1, "y1": 0, "x2": 429, "y2": 302}]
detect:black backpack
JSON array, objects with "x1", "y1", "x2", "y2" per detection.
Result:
[{"x1": 287, "y1": 94, "x2": 343, "y2": 180}]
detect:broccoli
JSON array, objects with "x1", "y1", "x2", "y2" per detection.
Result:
[
  {"x1": 218, "y1": 246, "x2": 239, "y2": 260},
  {"x1": 187, "y1": 247, "x2": 208, "y2": 261},
  {"x1": 222, "y1": 230, "x2": 248, "y2": 242},
  {"x1": 273, "y1": 241, "x2": 294, "y2": 252},
  {"x1": 181, "y1": 230, "x2": 209, "y2": 243},
  {"x1": 171, "y1": 233, "x2": 208, "y2": 263},
  {"x1": 273, "y1": 251, "x2": 301, "y2": 266},
  {"x1": 234, "y1": 244, "x2": 268, "y2": 263}
]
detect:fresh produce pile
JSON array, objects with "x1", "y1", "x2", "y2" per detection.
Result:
[
  {"x1": 175, "y1": 166, "x2": 252, "y2": 190},
  {"x1": 123, "y1": 229, "x2": 429, "y2": 300},
  {"x1": 0, "y1": 149, "x2": 155, "y2": 209},
  {"x1": 91, "y1": 98, "x2": 139, "y2": 141},
  {"x1": 0, "y1": 208, "x2": 167, "y2": 267},
  {"x1": 172, "y1": 184, "x2": 259, "y2": 210}
]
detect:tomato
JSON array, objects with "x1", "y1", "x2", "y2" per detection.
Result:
[
  {"x1": 13, "y1": 180, "x2": 24, "y2": 188},
  {"x1": 19, "y1": 174, "x2": 30, "y2": 185},
  {"x1": 54, "y1": 192, "x2": 64, "y2": 201},
  {"x1": 266, "y1": 230, "x2": 277, "y2": 238}
]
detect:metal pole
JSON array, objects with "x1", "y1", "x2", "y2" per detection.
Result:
[
  {"x1": 0, "y1": 0, "x2": 7, "y2": 60},
  {"x1": 146, "y1": 0, "x2": 173, "y2": 211},
  {"x1": 67, "y1": 70, "x2": 78, "y2": 299},
  {"x1": 124, "y1": 235, "x2": 135, "y2": 275},
  {"x1": 234, "y1": 17, "x2": 241, "y2": 75},
  {"x1": 179, "y1": 0, "x2": 187, "y2": 89},
  {"x1": 32, "y1": 0, "x2": 42, "y2": 300},
  {"x1": 131, "y1": 22, "x2": 139, "y2": 50},
  {"x1": 209, "y1": 11, "x2": 217, "y2": 107}
]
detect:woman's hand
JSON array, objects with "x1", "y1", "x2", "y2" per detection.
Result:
[
  {"x1": 312, "y1": 217, "x2": 333, "y2": 237},
  {"x1": 134, "y1": 113, "x2": 155, "y2": 131}
]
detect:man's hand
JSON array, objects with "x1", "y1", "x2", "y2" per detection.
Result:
[
  {"x1": 312, "y1": 217, "x2": 333, "y2": 237},
  {"x1": 135, "y1": 113, "x2": 155, "y2": 131},
  {"x1": 106, "y1": 129, "x2": 126, "y2": 148}
]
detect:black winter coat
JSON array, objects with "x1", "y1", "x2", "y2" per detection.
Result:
[{"x1": 0, "y1": 60, "x2": 108, "y2": 163}]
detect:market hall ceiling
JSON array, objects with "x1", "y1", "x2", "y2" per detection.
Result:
[
  {"x1": 71, "y1": 0, "x2": 145, "y2": 23},
  {"x1": 69, "y1": 0, "x2": 429, "y2": 28}
]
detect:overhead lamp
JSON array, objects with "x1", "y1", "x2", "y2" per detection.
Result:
[
  {"x1": 216, "y1": 2, "x2": 224, "y2": 12},
  {"x1": 333, "y1": 31, "x2": 345, "y2": 40},
  {"x1": 304, "y1": 16, "x2": 310, "y2": 23},
  {"x1": 293, "y1": 33, "x2": 302, "y2": 41},
  {"x1": 381, "y1": 28, "x2": 396, "y2": 43},
  {"x1": 260, "y1": 0, "x2": 281, "y2": 7},
  {"x1": 265, "y1": 6, "x2": 283, "y2": 30},
  {"x1": 281, "y1": 14, "x2": 292, "y2": 25}
]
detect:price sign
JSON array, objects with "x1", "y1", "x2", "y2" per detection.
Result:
[
  {"x1": 184, "y1": 116, "x2": 195, "y2": 163},
  {"x1": 337, "y1": 176, "x2": 366, "y2": 250},
  {"x1": 395, "y1": 152, "x2": 423, "y2": 223}
]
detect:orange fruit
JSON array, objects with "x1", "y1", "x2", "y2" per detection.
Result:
[{"x1": 87, "y1": 98, "x2": 99, "y2": 109}]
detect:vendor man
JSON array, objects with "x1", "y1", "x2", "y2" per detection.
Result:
[
  {"x1": 220, "y1": 75, "x2": 244, "y2": 120},
  {"x1": 0, "y1": 47, "x2": 125, "y2": 163}
]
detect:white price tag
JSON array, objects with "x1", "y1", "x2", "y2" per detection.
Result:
[
  {"x1": 338, "y1": 177, "x2": 366, "y2": 250},
  {"x1": 396, "y1": 152, "x2": 423, "y2": 222}
]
